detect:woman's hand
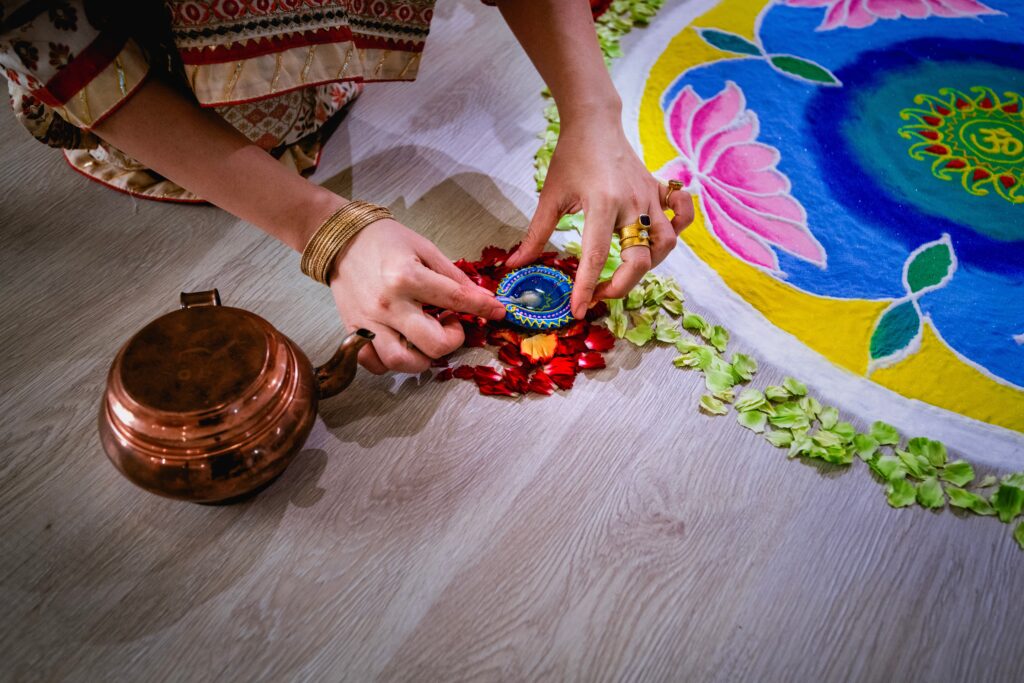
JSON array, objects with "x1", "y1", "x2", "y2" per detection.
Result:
[
  {"x1": 329, "y1": 219, "x2": 507, "y2": 374},
  {"x1": 506, "y1": 112, "x2": 694, "y2": 318},
  {"x1": 496, "y1": 0, "x2": 695, "y2": 319}
]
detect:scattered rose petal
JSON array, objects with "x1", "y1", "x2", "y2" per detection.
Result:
[
  {"x1": 529, "y1": 371, "x2": 556, "y2": 395},
  {"x1": 586, "y1": 301, "x2": 609, "y2": 320},
  {"x1": 435, "y1": 368, "x2": 454, "y2": 382},
  {"x1": 452, "y1": 365, "x2": 475, "y2": 380},
  {"x1": 504, "y1": 366, "x2": 531, "y2": 394},
  {"x1": 479, "y1": 382, "x2": 519, "y2": 397},
  {"x1": 473, "y1": 365, "x2": 503, "y2": 384},
  {"x1": 555, "y1": 336, "x2": 587, "y2": 356},
  {"x1": 431, "y1": 356, "x2": 450, "y2": 368},
  {"x1": 498, "y1": 343, "x2": 528, "y2": 367},
  {"x1": 584, "y1": 326, "x2": 615, "y2": 351},
  {"x1": 488, "y1": 328, "x2": 522, "y2": 346},
  {"x1": 462, "y1": 324, "x2": 487, "y2": 348},
  {"x1": 577, "y1": 351, "x2": 606, "y2": 370},
  {"x1": 560, "y1": 321, "x2": 588, "y2": 338}
]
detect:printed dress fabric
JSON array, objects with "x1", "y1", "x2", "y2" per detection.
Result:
[{"x1": 0, "y1": 0, "x2": 437, "y2": 202}]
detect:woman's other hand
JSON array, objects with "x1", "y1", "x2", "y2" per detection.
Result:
[
  {"x1": 495, "y1": 0, "x2": 695, "y2": 319},
  {"x1": 506, "y1": 110, "x2": 694, "y2": 319},
  {"x1": 330, "y1": 219, "x2": 507, "y2": 374}
]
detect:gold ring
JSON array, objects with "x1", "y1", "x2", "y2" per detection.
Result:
[
  {"x1": 620, "y1": 235, "x2": 651, "y2": 250},
  {"x1": 663, "y1": 180, "x2": 683, "y2": 206},
  {"x1": 616, "y1": 213, "x2": 651, "y2": 233},
  {"x1": 619, "y1": 225, "x2": 649, "y2": 240}
]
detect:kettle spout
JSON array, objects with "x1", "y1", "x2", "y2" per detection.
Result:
[{"x1": 314, "y1": 328, "x2": 375, "y2": 399}]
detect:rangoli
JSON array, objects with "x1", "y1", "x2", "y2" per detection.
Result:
[{"x1": 614, "y1": 0, "x2": 1023, "y2": 448}]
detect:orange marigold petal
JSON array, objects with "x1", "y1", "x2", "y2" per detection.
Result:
[{"x1": 521, "y1": 333, "x2": 558, "y2": 363}]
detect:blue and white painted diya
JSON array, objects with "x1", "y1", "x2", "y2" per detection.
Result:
[{"x1": 496, "y1": 265, "x2": 574, "y2": 330}]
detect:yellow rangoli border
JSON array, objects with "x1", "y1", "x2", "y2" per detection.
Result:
[{"x1": 637, "y1": 0, "x2": 1023, "y2": 431}]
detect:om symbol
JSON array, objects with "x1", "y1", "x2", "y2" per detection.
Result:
[{"x1": 970, "y1": 126, "x2": 1024, "y2": 157}]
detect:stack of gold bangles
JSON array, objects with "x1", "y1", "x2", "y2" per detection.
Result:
[
  {"x1": 300, "y1": 200, "x2": 393, "y2": 284},
  {"x1": 618, "y1": 213, "x2": 652, "y2": 250}
]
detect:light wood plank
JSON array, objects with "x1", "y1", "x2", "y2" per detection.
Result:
[{"x1": 0, "y1": 2, "x2": 1021, "y2": 682}]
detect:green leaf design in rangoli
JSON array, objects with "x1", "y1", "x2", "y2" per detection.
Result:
[
  {"x1": 768, "y1": 55, "x2": 840, "y2": 85},
  {"x1": 867, "y1": 236, "x2": 957, "y2": 371},
  {"x1": 696, "y1": 28, "x2": 762, "y2": 56},
  {"x1": 903, "y1": 234, "x2": 956, "y2": 295},
  {"x1": 869, "y1": 300, "x2": 921, "y2": 366}
]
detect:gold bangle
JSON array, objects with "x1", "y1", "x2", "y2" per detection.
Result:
[{"x1": 300, "y1": 201, "x2": 393, "y2": 285}]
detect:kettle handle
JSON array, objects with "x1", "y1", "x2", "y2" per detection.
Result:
[
  {"x1": 180, "y1": 290, "x2": 222, "y2": 308},
  {"x1": 315, "y1": 329, "x2": 375, "y2": 399}
]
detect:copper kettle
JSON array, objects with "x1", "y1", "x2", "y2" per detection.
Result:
[{"x1": 98, "y1": 290, "x2": 373, "y2": 503}]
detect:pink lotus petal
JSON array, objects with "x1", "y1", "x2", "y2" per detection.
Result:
[
  {"x1": 844, "y1": 0, "x2": 877, "y2": 27},
  {"x1": 710, "y1": 143, "x2": 790, "y2": 194},
  {"x1": 703, "y1": 181, "x2": 825, "y2": 264},
  {"x1": 869, "y1": 0, "x2": 929, "y2": 18},
  {"x1": 667, "y1": 86, "x2": 701, "y2": 158},
  {"x1": 934, "y1": 0, "x2": 999, "y2": 15},
  {"x1": 689, "y1": 83, "x2": 744, "y2": 157},
  {"x1": 790, "y1": 0, "x2": 997, "y2": 29},
  {"x1": 821, "y1": 0, "x2": 854, "y2": 27},
  {"x1": 657, "y1": 159, "x2": 694, "y2": 188},
  {"x1": 697, "y1": 111, "x2": 758, "y2": 172},
  {"x1": 701, "y1": 193, "x2": 780, "y2": 270},
  {"x1": 706, "y1": 176, "x2": 805, "y2": 224}
]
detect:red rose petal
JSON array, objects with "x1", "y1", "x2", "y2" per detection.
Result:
[
  {"x1": 504, "y1": 366, "x2": 531, "y2": 394},
  {"x1": 435, "y1": 368, "x2": 454, "y2": 382},
  {"x1": 479, "y1": 382, "x2": 519, "y2": 397},
  {"x1": 463, "y1": 324, "x2": 488, "y2": 348},
  {"x1": 584, "y1": 325, "x2": 615, "y2": 351},
  {"x1": 544, "y1": 356, "x2": 578, "y2": 378},
  {"x1": 559, "y1": 321, "x2": 588, "y2": 338},
  {"x1": 550, "y1": 372, "x2": 576, "y2": 390},
  {"x1": 550, "y1": 256, "x2": 579, "y2": 275},
  {"x1": 498, "y1": 343, "x2": 527, "y2": 367},
  {"x1": 528, "y1": 371, "x2": 555, "y2": 395},
  {"x1": 577, "y1": 351, "x2": 606, "y2": 370},
  {"x1": 452, "y1": 365, "x2": 475, "y2": 380},
  {"x1": 470, "y1": 274, "x2": 499, "y2": 292},
  {"x1": 454, "y1": 259, "x2": 479, "y2": 276},
  {"x1": 431, "y1": 355, "x2": 450, "y2": 368},
  {"x1": 555, "y1": 337, "x2": 587, "y2": 356},
  {"x1": 481, "y1": 245, "x2": 510, "y2": 265},
  {"x1": 488, "y1": 328, "x2": 522, "y2": 346},
  {"x1": 473, "y1": 365, "x2": 504, "y2": 384},
  {"x1": 586, "y1": 301, "x2": 609, "y2": 321}
]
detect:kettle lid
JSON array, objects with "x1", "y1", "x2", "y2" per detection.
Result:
[{"x1": 118, "y1": 301, "x2": 272, "y2": 414}]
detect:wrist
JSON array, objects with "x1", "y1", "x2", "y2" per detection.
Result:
[
  {"x1": 556, "y1": 91, "x2": 623, "y2": 131},
  {"x1": 291, "y1": 188, "x2": 349, "y2": 253}
]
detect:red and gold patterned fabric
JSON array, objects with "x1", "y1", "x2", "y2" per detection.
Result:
[{"x1": 0, "y1": 0, "x2": 435, "y2": 201}]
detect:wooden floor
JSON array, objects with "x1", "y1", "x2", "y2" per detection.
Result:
[{"x1": 1, "y1": 2, "x2": 1021, "y2": 681}]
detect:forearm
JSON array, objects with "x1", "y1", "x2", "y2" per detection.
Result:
[
  {"x1": 495, "y1": 0, "x2": 621, "y2": 126},
  {"x1": 92, "y1": 78, "x2": 344, "y2": 251}
]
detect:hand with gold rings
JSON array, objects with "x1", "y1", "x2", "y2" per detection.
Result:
[
  {"x1": 616, "y1": 213, "x2": 652, "y2": 250},
  {"x1": 504, "y1": 113, "x2": 696, "y2": 319}
]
